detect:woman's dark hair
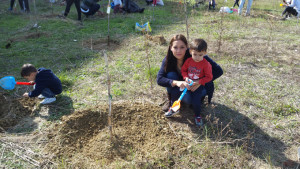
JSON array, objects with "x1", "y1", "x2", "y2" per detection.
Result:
[
  {"x1": 21, "y1": 64, "x2": 37, "y2": 77},
  {"x1": 164, "y1": 34, "x2": 191, "y2": 72}
]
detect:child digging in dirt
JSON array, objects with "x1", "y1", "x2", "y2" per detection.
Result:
[
  {"x1": 179, "y1": 39, "x2": 213, "y2": 127},
  {"x1": 21, "y1": 64, "x2": 62, "y2": 104}
]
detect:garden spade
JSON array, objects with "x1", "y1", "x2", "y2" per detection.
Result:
[
  {"x1": 0, "y1": 76, "x2": 34, "y2": 90},
  {"x1": 171, "y1": 80, "x2": 193, "y2": 112}
]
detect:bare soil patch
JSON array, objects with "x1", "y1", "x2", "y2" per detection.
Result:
[
  {"x1": 5, "y1": 32, "x2": 50, "y2": 49},
  {"x1": 82, "y1": 38, "x2": 120, "y2": 51},
  {"x1": 0, "y1": 95, "x2": 37, "y2": 131},
  {"x1": 45, "y1": 102, "x2": 188, "y2": 167},
  {"x1": 145, "y1": 34, "x2": 167, "y2": 45},
  {"x1": 9, "y1": 32, "x2": 49, "y2": 42}
]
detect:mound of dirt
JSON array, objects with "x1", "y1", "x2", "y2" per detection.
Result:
[
  {"x1": 145, "y1": 35, "x2": 167, "y2": 45},
  {"x1": 8, "y1": 32, "x2": 49, "y2": 43},
  {"x1": 0, "y1": 95, "x2": 37, "y2": 131},
  {"x1": 5, "y1": 32, "x2": 50, "y2": 49},
  {"x1": 45, "y1": 102, "x2": 188, "y2": 167}
]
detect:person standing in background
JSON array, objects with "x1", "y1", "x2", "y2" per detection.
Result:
[
  {"x1": 238, "y1": 0, "x2": 253, "y2": 16},
  {"x1": 64, "y1": 0, "x2": 81, "y2": 21},
  {"x1": 232, "y1": 0, "x2": 239, "y2": 8},
  {"x1": 9, "y1": 0, "x2": 30, "y2": 12}
]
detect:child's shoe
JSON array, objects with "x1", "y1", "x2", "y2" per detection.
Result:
[
  {"x1": 38, "y1": 94, "x2": 45, "y2": 99},
  {"x1": 164, "y1": 108, "x2": 179, "y2": 117},
  {"x1": 40, "y1": 97, "x2": 56, "y2": 104},
  {"x1": 195, "y1": 116, "x2": 204, "y2": 127}
]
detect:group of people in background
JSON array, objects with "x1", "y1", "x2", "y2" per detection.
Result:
[
  {"x1": 9, "y1": 0, "x2": 300, "y2": 20},
  {"x1": 235, "y1": 0, "x2": 300, "y2": 18},
  {"x1": 63, "y1": 0, "x2": 145, "y2": 21},
  {"x1": 208, "y1": 0, "x2": 252, "y2": 16},
  {"x1": 8, "y1": 0, "x2": 30, "y2": 12},
  {"x1": 8, "y1": 0, "x2": 145, "y2": 21},
  {"x1": 281, "y1": 0, "x2": 300, "y2": 19}
]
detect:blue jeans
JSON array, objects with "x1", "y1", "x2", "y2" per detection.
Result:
[
  {"x1": 41, "y1": 88, "x2": 55, "y2": 98},
  {"x1": 238, "y1": 0, "x2": 253, "y2": 15},
  {"x1": 166, "y1": 72, "x2": 206, "y2": 116},
  {"x1": 209, "y1": 0, "x2": 215, "y2": 9},
  {"x1": 34, "y1": 85, "x2": 55, "y2": 98}
]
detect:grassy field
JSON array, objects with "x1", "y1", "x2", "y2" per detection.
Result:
[{"x1": 0, "y1": 0, "x2": 299, "y2": 168}]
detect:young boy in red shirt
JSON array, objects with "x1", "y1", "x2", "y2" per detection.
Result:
[{"x1": 181, "y1": 39, "x2": 213, "y2": 126}]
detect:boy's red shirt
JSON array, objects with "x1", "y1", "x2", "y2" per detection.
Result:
[{"x1": 181, "y1": 57, "x2": 213, "y2": 86}]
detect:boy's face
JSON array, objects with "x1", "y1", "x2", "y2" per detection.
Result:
[
  {"x1": 23, "y1": 72, "x2": 36, "y2": 81},
  {"x1": 190, "y1": 50, "x2": 207, "y2": 62}
]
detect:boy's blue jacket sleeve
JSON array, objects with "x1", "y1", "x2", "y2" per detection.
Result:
[
  {"x1": 157, "y1": 57, "x2": 173, "y2": 87},
  {"x1": 29, "y1": 82, "x2": 45, "y2": 97}
]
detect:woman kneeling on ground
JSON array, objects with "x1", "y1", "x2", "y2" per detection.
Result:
[{"x1": 156, "y1": 34, "x2": 223, "y2": 126}]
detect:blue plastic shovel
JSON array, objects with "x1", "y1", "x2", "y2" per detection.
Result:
[
  {"x1": 0, "y1": 76, "x2": 34, "y2": 90},
  {"x1": 171, "y1": 80, "x2": 194, "y2": 112}
]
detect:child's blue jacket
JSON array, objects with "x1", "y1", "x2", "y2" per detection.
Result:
[{"x1": 29, "y1": 68, "x2": 62, "y2": 97}]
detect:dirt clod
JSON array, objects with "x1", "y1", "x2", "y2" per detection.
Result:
[
  {"x1": 0, "y1": 95, "x2": 37, "y2": 130},
  {"x1": 145, "y1": 34, "x2": 167, "y2": 45},
  {"x1": 82, "y1": 38, "x2": 120, "y2": 51}
]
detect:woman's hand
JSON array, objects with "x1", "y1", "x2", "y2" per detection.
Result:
[
  {"x1": 173, "y1": 80, "x2": 190, "y2": 90},
  {"x1": 190, "y1": 80, "x2": 201, "y2": 92},
  {"x1": 23, "y1": 92, "x2": 29, "y2": 97}
]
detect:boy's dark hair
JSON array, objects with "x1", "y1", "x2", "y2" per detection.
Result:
[
  {"x1": 190, "y1": 39, "x2": 207, "y2": 52},
  {"x1": 21, "y1": 64, "x2": 37, "y2": 77}
]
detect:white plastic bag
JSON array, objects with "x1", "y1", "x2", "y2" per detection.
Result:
[
  {"x1": 114, "y1": 0, "x2": 122, "y2": 6},
  {"x1": 156, "y1": 0, "x2": 164, "y2": 6},
  {"x1": 219, "y1": 6, "x2": 232, "y2": 13}
]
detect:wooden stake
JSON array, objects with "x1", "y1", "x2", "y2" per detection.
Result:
[
  {"x1": 107, "y1": 1, "x2": 111, "y2": 46},
  {"x1": 184, "y1": 0, "x2": 189, "y2": 42},
  {"x1": 104, "y1": 50, "x2": 112, "y2": 142},
  {"x1": 144, "y1": 32, "x2": 153, "y2": 89},
  {"x1": 50, "y1": 0, "x2": 54, "y2": 15},
  {"x1": 33, "y1": 0, "x2": 38, "y2": 32},
  {"x1": 90, "y1": 37, "x2": 93, "y2": 50},
  {"x1": 217, "y1": 11, "x2": 225, "y2": 53}
]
